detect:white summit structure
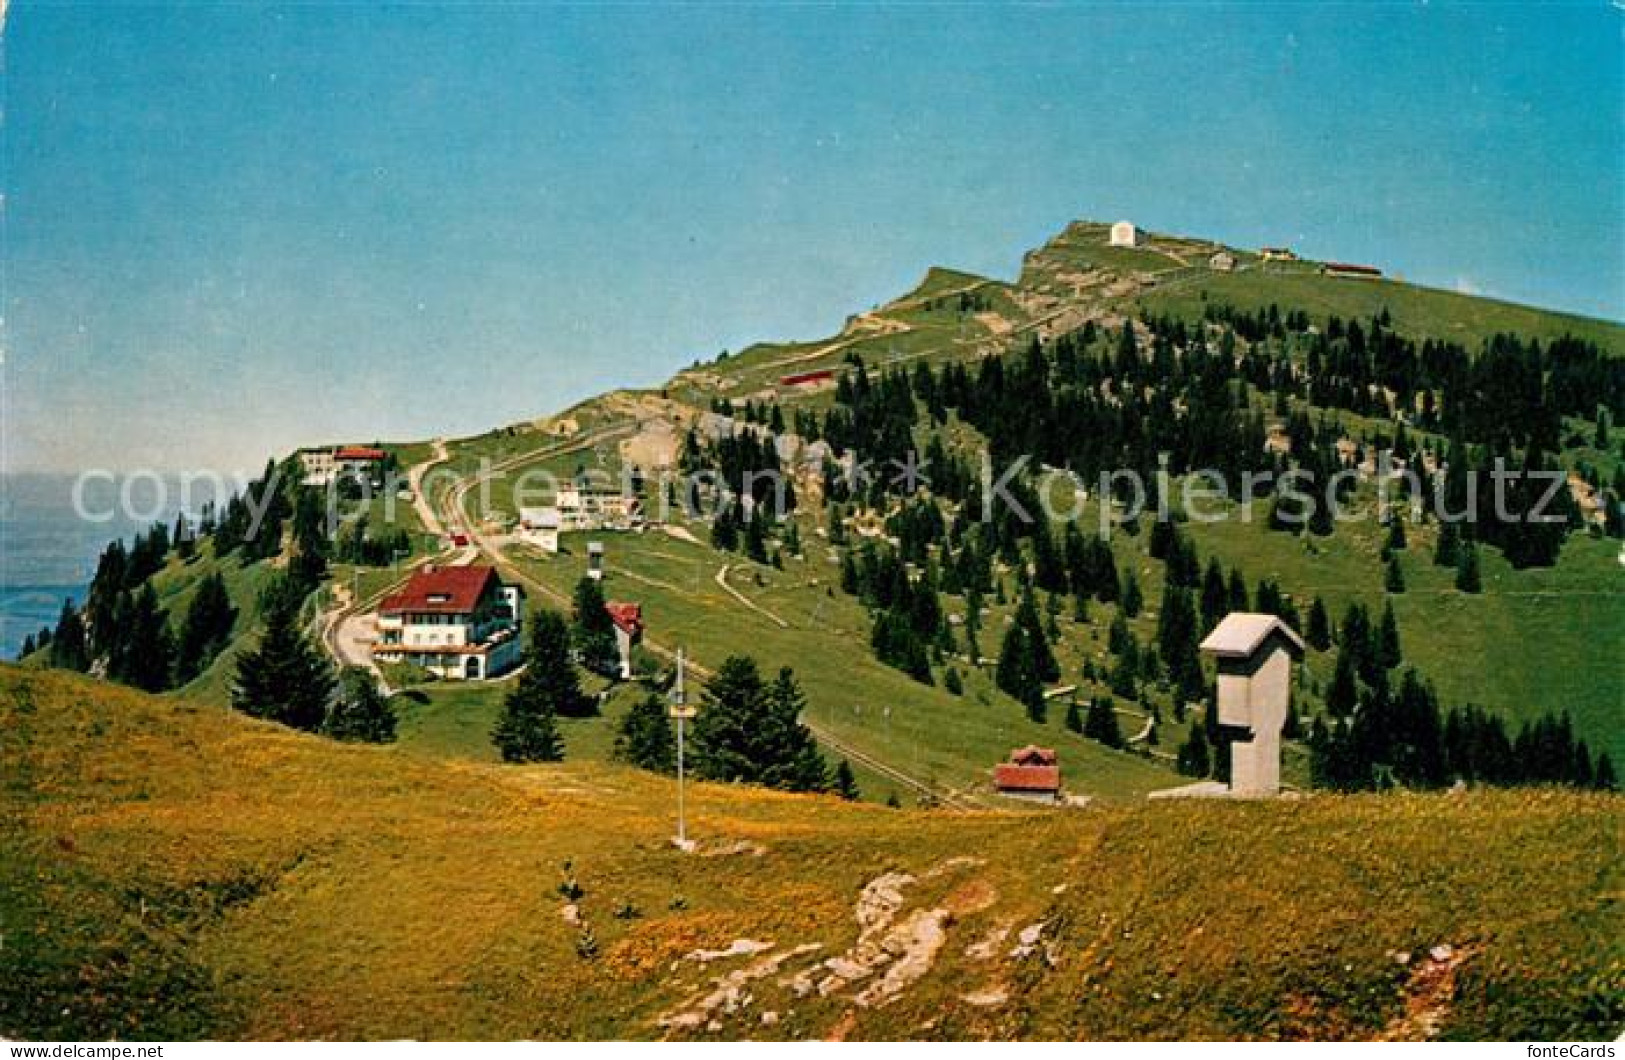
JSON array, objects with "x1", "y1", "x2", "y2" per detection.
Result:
[
  {"x1": 1200, "y1": 612, "x2": 1305, "y2": 796},
  {"x1": 1109, "y1": 220, "x2": 1142, "y2": 247}
]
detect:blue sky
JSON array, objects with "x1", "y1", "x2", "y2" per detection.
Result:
[{"x1": 6, "y1": 3, "x2": 1621, "y2": 473}]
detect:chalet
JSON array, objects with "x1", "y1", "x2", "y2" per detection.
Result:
[
  {"x1": 517, "y1": 506, "x2": 562, "y2": 553},
  {"x1": 993, "y1": 745, "x2": 1061, "y2": 802},
  {"x1": 1209, "y1": 250, "x2": 1236, "y2": 272},
  {"x1": 1320, "y1": 262, "x2": 1383, "y2": 280},
  {"x1": 373, "y1": 564, "x2": 523, "y2": 681},
  {"x1": 606, "y1": 601, "x2": 644, "y2": 679},
  {"x1": 1260, "y1": 246, "x2": 1297, "y2": 262},
  {"x1": 1109, "y1": 220, "x2": 1142, "y2": 248}
]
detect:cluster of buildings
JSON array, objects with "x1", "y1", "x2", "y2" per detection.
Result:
[
  {"x1": 299, "y1": 445, "x2": 390, "y2": 488},
  {"x1": 366, "y1": 562, "x2": 645, "y2": 683},
  {"x1": 517, "y1": 484, "x2": 642, "y2": 554}
]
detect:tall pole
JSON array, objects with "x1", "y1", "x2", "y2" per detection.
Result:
[{"x1": 671, "y1": 645, "x2": 694, "y2": 850}]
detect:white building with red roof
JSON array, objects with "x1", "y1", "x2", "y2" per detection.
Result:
[{"x1": 372, "y1": 564, "x2": 523, "y2": 680}]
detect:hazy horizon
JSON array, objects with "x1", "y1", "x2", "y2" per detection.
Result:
[{"x1": 7, "y1": 4, "x2": 1622, "y2": 474}]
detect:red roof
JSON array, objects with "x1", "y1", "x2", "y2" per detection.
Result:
[
  {"x1": 606, "y1": 601, "x2": 643, "y2": 637},
  {"x1": 994, "y1": 763, "x2": 1061, "y2": 793},
  {"x1": 780, "y1": 369, "x2": 836, "y2": 387},
  {"x1": 379, "y1": 565, "x2": 500, "y2": 616},
  {"x1": 1008, "y1": 744, "x2": 1057, "y2": 767},
  {"x1": 335, "y1": 446, "x2": 388, "y2": 461}
]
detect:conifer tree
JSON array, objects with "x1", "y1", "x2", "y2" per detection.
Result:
[
  {"x1": 1456, "y1": 541, "x2": 1483, "y2": 593},
  {"x1": 232, "y1": 580, "x2": 333, "y2": 731},
  {"x1": 49, "y1": 600, "x2": 89, "y2": 672},
  {"x1": 613, "y1": 692, "x2": 675, "y2": 773},
  {"x1": 493, "y1": 610, "x2": 578, "y2": 762},
  {"x1": 571, "y1": 576, "x2": 619, "y2": 676},
  {"x1": 175, "y1": 571, "x2": 237, "y2": 683},
  {"x1": 1384, "y1": 554, "x2": 1406, "y2": 594},
  {"x1": 1377, "y1": 602, "x2": 1403, "y2": 669},
  {"x1": 1177, "y1": 720, "x2": 1211, "y2": 778},
  {"x1": 1121, "y1": 572, "x2": 1143, "y2": 618},
  {"x1": 833, "y1": 759, "x2": 860, "y2": 800},
  {"x1": 1065, "y1": 698, "x2": 1084, "y2": 734},
  {"x1": 691, "y1": 657, "x2": 827, "y2": 792},
  {"x1": 1083, "y1": 696, "x2": 1124, "y2": 748},
  {"x1": 1306, "y1": 596, "x2": 1332, "y2": 651},
  {"x1": 324, "y1": 667, "x2": 397, "y2": 743},
  {"x1": 1434, "y1": 522, "x2": 1461, "y2": 568},
  {"x1": 118, "y1": 583, "x2": 174, "y2": 693}
]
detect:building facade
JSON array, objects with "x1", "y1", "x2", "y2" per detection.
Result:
[{"x1": 373, "y1": 564, "x2": 524, "y2": 681}]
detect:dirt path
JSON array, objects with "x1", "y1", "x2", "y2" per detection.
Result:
[
  {"x1": 714, "y1": 563, "x2": 791, "y2": 629},
  {"x1": 432, "y1": 425, "x2": 983, "y2": 812},
  {"x1": 407, "y1": 438, "x2": 451, "y2": 540}
]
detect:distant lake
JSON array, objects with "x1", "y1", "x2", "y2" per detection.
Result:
[{"x1": 0, "y1": 473, "x2": 230, "y2": 660}]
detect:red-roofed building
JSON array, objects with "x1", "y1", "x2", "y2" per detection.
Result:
[
  {"x1": 606, "y1": 601, "x2": 643, "y2": 679},
  {"x1": 993, "y1": 745, "x2": 1061, "y2": 802},
  {"x1": 373, "y1": 564, "x2": 523, "y2": 680}
]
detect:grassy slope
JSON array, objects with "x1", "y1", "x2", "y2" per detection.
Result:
[
  {"x1": 2, "y1": 668, "x2": 1619, "y2": 1041},
  {"x1": 489, "y1": 527, "x2": 1178, "y2": 803},
  {"x1": 1137, "y1": 268, "x2": 1625, "y2": 351}
]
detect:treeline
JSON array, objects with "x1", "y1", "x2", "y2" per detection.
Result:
[{"x1": 746, "y1": 309, "x2": 1621, "y2": 570}]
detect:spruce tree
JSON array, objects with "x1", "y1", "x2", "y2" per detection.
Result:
[
  {"x1": 324, "y1": 667, "x2": 397, "y2": 743},
  {"x1": 691, "y1": 657, "x2": 827, "y2": 792},
  {"x1": 1177, "y1": 721, "x2": 1211, "y2": 778},
  {"x1": 1084, "y1": 696, "x2": 1124, "y2": 748},
  {"x1": 613, "y1": 692, "x2": 675, "y2": 773},
  {"x1": 1456, "y1": 541, "x2": 1483, "y2": 593},
  {"x1": 571, "y1": 576, "x2": 619, "y2": 676},
  {"x1": 232, "y1": 581, "x2": 334, "y2": 731},
  {"x1": 49, "y1": 600, "x2": 89, "y2": 672},
  {"x1": 1434, "y1": 522, "x2": 1461, "y2": 568},
  {"x1": 1384, "y1": 554, "x2": 1406, "y2": 594},
  {"x1": 119, "y1": 583, "x2": 174, "y2": 693},
  {"x1": 833, "y1": 759, "x2": 860, "y2": 800},
  {"x1": 492, "y1": 610, "x2": 578, "y2": 762},
  {"x1": 1121, "y1": 572, "x2": 1143, "y2": 618},
  {"x1": 1377, "y1": 602, "x2": 1403, "y2": 669},
  {"x1": 1065, "y1": 698, "x2": 1084, "y2": 734},
  {"x1": 1306, "y1": 596, "x2": 1332, "y2": 651},
  {"x1": 175, "y1": 571, "x2": 237, "y2": 683}
]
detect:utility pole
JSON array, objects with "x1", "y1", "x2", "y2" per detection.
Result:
[{"x1": 669, "y1": 646, "x2": 697, "y2": 852}]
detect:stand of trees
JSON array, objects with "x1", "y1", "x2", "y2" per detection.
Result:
[{"x1": 689, "y1": 656, "x2": 828, "y2": 793}]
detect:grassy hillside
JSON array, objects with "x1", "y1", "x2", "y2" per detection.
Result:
[{"x1": 2, "y1": 668, "x2": 1619, "y2": 1041}]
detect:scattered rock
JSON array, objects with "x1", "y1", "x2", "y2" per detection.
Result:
[
  {"x1": 1009, "y1": 921, "x2": 1047, "y2": 960},
  {"x1": 701, "y1": 839, "x2": 768, "y2": 859},
  {"x1": 660, "y1": 943, "x2": 822, "y2": 1031},
  {"x1": 1379, "y1": 943, "x2": 1477, "y2": 1041},
  {"x1": 683, "y1": 938, "x2": 773, "y2": 964},
  {"x1": 960, "y1": 985, "x2": 1009, "y2": 1007},
  {"x1": 559, "y1": 903, "x2": 581, "y2": 926},
  {"x1": 965, "y1": 924, "x2": 1010, "y2": 961},
  {"x1": 760, "y1": 1010, "x2": 779, "y2": 1027}
]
